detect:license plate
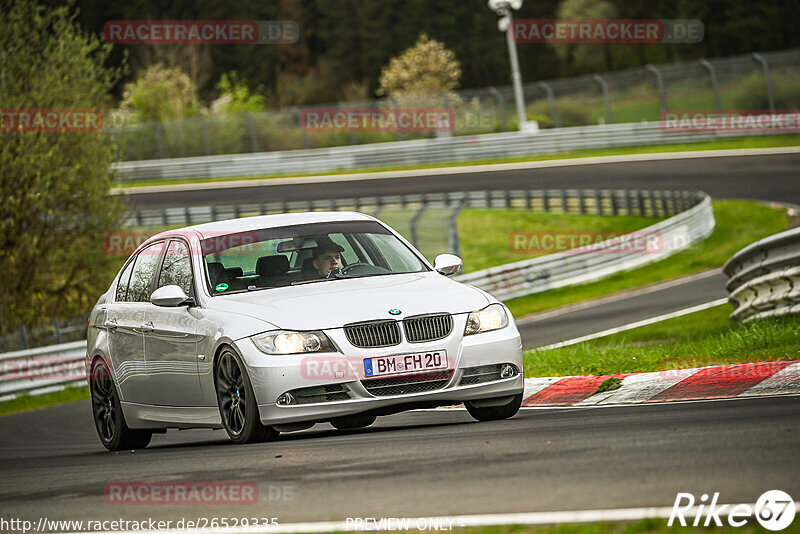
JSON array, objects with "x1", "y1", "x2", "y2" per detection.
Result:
[{"x1": 364, "y1": 350, "x2": 448, "y2": 377}]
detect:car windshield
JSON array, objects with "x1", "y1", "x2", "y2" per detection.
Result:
[{"x1": 202, "y1": 220, "x2": 428, "y2": 295}]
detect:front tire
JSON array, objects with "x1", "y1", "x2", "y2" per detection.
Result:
[
  {"x1": 90, "y1": 359, "x2": 152, "y2": 451},
  {"x1": 465, "y1": 393, "x2": 523, "y2": 422},
  {"x1": 215, "y1": 349, "x2": 279, "y2": 444}
]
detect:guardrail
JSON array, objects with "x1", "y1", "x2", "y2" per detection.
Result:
[
  {"x1": 455, "y1": 191, "x2": 714, "y2": 300},
  {"x1": 0, "y1": 341, "x2": 86, "y2": 401},
  {"x1": 723, "y1": 227, "x2": 800, "y2": 322},
  {"x1": 2, "y1": 188, "x2": 713, "y2": 400},
  {"x1": 112, "y1": 121, "x2": 750, "y2": 182}
]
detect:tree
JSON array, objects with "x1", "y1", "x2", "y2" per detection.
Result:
[
  {"x1": 0, "y1": 0, "x2": 127, "y2": 332},
  {"x1": 552, "y1": 0, "x2": 619, "y2": 73},
  {"x1": 120, "y1": 64, "x2": 199, "y2": 121},
  {"x1": 377, "y1": 34, "x2": 462, "y2": 108}
]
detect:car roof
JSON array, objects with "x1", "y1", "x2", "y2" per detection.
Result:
[{"x1": 146, "y1": 210, "x2": 376, "y2": 241}]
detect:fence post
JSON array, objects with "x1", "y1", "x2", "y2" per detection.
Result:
[
  {"x1": 243, "y1": 112, "x2": 260, "y2": 152},
  {"x1": 448, "y1": 199, "x2": 468, "y2": 257},
  {"x1": 18, "y1": 326, "x2": 28, "y2": 350},
  {"x1": 291, "y1": 107, "x2": 310, "y2": 149},
  {"x1": 752, "y1": 53, "x2": 776, "y2": 113},
  {"x1": 593, "y1": 74, "x2": 613, "y2": 124},
  {"x1": 488, "y1": 87, "x2": 507, "y2": 132},
  {"x1": 197, "y1": 117, "x2": 212, "y2": 155},
  {"x1": 595, "y1": 190, "x2": 603, "y2": 215},
  {"x1": 388, "y1": 98, "x2": 406, "y2": 141},
  {"x1": 339, "y1": 102, "x2": 357, "y2": 145},
  {"x1": 51, "y1": 318, "x2": 61, "y2": 344},
  {"x1": 538, "y1": 81, "x2": 559, "y2": 128},
  {"x1": 409, "y1": 202, "x2": 427, "y2": 248},
  {"x1": 699, "y1": 59, "x2": 722, "y2": 115},
  {"x1": 153, "y1": 122, "x2": 167, "y2": 159},
  {"x1": 645, "y1": 64, "x2": 668, "y2": 117}
]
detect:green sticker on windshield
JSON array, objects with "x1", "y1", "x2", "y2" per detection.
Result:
[{"x1": 215, "y1": 283, "x2": 229, "y2": 292}]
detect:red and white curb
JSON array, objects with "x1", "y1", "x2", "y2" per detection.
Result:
[{"x1": 522, "y1": 360, "x2": 800, "y2": 407}]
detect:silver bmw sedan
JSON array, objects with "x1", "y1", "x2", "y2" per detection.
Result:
[{"x1": 86, "y1": 211, "x2": 524, "y2": 450}]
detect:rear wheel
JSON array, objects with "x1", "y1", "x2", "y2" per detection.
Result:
[
  {"x1": 330, "y1": 414, "x2": 376, "y2": 430},
  {"x1": 215, "y1": 349, "x2": 279, "y2": 444},
  {"x1": 465, "y1": 393, "x2": 523, "y2": 422},
  {"x1": 90, "y1": 359, "x2": 152, "y2": 451}
]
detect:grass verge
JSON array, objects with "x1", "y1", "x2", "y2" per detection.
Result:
[
  {"x1": 458, "y1": 210, "x2": 661, "y2": 273},
  {"x1": 522, "y1": 305, "x2": 800, "y2": 377},
  {"x1": 501, "y1": 200, "x2": 791, "y2": 319},
  {"x1": 114, "y1": 134, "x2": 800, "y2": 190},
  {"x1": 0, "y1": 386, "x2": 89, "y2": 416}
]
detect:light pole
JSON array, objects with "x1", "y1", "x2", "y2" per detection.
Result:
[{"x1": 488, "y1": 0, "x2": 527, "y2": 130}]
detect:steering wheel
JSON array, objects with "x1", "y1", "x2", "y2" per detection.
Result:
[{"x1": 341, "y1": 262, "x2": 370, "y2": 275}]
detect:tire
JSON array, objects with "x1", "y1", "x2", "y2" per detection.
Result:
[
  {"x1": 330, "y1": 414, "x2": 376, "y2": 430},
  {"x1": 215, "y1": 349, "x2": 279, "y2": 444},
  {"x1": 465, "y1": 393, "x2": 523, "y2": 422},
  {"x1": 90, "y1": 359, "x2": 152, "y2": 451}
]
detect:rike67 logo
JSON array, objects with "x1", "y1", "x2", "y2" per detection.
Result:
[{"x1": 669, "y1": 490, "x2": 796, "y2": 531}]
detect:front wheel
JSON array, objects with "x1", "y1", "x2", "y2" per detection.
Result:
[
  {"x1": 90, "y1": 359, "x2": 152, "y2": 451},
  {"x1": 465, "y1": 393, "x2": 523, "y2": 422},
  {"x1": 215, "y1": 349, "x2": 279, "y2": 444}
]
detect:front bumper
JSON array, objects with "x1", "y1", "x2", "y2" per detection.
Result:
[{"x1": 234, "y1": 317, "x2": 524, "y2": 425}]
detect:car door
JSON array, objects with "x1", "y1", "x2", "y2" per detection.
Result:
[
  {"x1": 143, "y1": 238, "x2": 204, "y2": 406},
  {"x1": 106, "y1": 241, "x2": 165, "y2": 405}
]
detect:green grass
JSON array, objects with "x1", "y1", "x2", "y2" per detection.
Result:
[
  {"x1": 458, "y1": 210, "x2": 661, "y2": 273},
  {"x1": 502, "y1": 200, "x2": 791, "y2": 318},
  {"x1": 448, "y1": 518, "x2": 800, "y2": 534},
  {"x1": 114, "y1": 134, "x2": 800, "y2": 189},
  {"x1": 523, "y1": 305, "x2": 800, "y2": 377},
  {"x1": 0, "y1": 386, "x2": 89, "y2": 416}
]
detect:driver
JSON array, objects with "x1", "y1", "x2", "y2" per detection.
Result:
[{"x1": 311, "y1": 236, "x2": 345, "y2": 278}]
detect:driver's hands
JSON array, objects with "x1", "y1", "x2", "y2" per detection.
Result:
[{"x1": 326, "y1": 267, "x2": 343, "y2": 279}]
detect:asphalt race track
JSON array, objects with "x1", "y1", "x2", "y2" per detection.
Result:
[
  {"x1": 1, "y1": 152, "x2": 798, "y2": 529},
  {"x1": 123, "y1": 152, "x2": 800, "y2": 208},
  {"x1": 0, "y1": 397, "x2": 798, "y2": 525},
  {"x1": 517, "y1": 270, "x2": 728, "y2": 349}
]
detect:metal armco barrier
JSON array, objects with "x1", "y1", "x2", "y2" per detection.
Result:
[
  {"x1": 455, "y1": 192, "x2": 713, "y2": 300},
  {"x1": 723, "y1": 227, "x2": 800, "y2": 322},
  {"x1": 112, "y1": 121, "x2": 751, "y2": 182},
  {"x1": 0, "y1": 341, "x2": 87, "y2": 401}
]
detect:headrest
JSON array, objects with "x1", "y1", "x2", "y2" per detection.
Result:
[
  {"x1": 206, "y1": 262, "x2": 229, "y2": 284},
  {"x1": 225, "y1": 266, "x2": 243, "y2": 278},
  {"x1": 256, "y1": 255, "x2": 289, "y2": 276}
]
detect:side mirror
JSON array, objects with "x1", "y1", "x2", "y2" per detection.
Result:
[
  {"x1": 434, "y1": 254, "x2": 463, "y2": 276},
  {"x1": 150, "y1": 285, "x2": 193, "y2": 307}
]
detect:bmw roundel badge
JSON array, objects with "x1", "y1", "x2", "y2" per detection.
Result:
[{"x1": 388, "y1": 309, "x2": 402, "y2": 315}]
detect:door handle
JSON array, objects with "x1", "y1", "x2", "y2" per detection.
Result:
[
  {"x1": 140, "y1": 321, "x2": 155, "y2": 334},
  {"x1": 103, "y1": 318, "x2": 118, "y2": 332}
]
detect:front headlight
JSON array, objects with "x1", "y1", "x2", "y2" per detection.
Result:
[
  {"x1": 250, "y1": 330, "x2": 336, "y2": 355},
  {"x1": 464, "y1": 304, "x2": 509, "y2": 335}
]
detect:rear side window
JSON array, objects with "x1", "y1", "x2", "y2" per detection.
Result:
[
  {"x1": 157, "y1": 240, "x2": 193, "y2": 296},
  {"x1": 127, "y1": 241, "x2": 165, "y2": 302},
  {"x1": 115, "y1": 259, "x2": 136, "y2": 302}
]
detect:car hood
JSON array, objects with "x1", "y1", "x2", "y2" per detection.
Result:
[{"x1": 206, "y1": 272, "x2": 490, "y2": 331}]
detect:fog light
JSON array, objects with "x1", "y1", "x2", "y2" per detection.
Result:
[
  {"x1": 500, "y1": 364, "x2": 517, "y2": 379},
  {"x1": 277, "y1": 392, "x2": 295, "y2": 405}
]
